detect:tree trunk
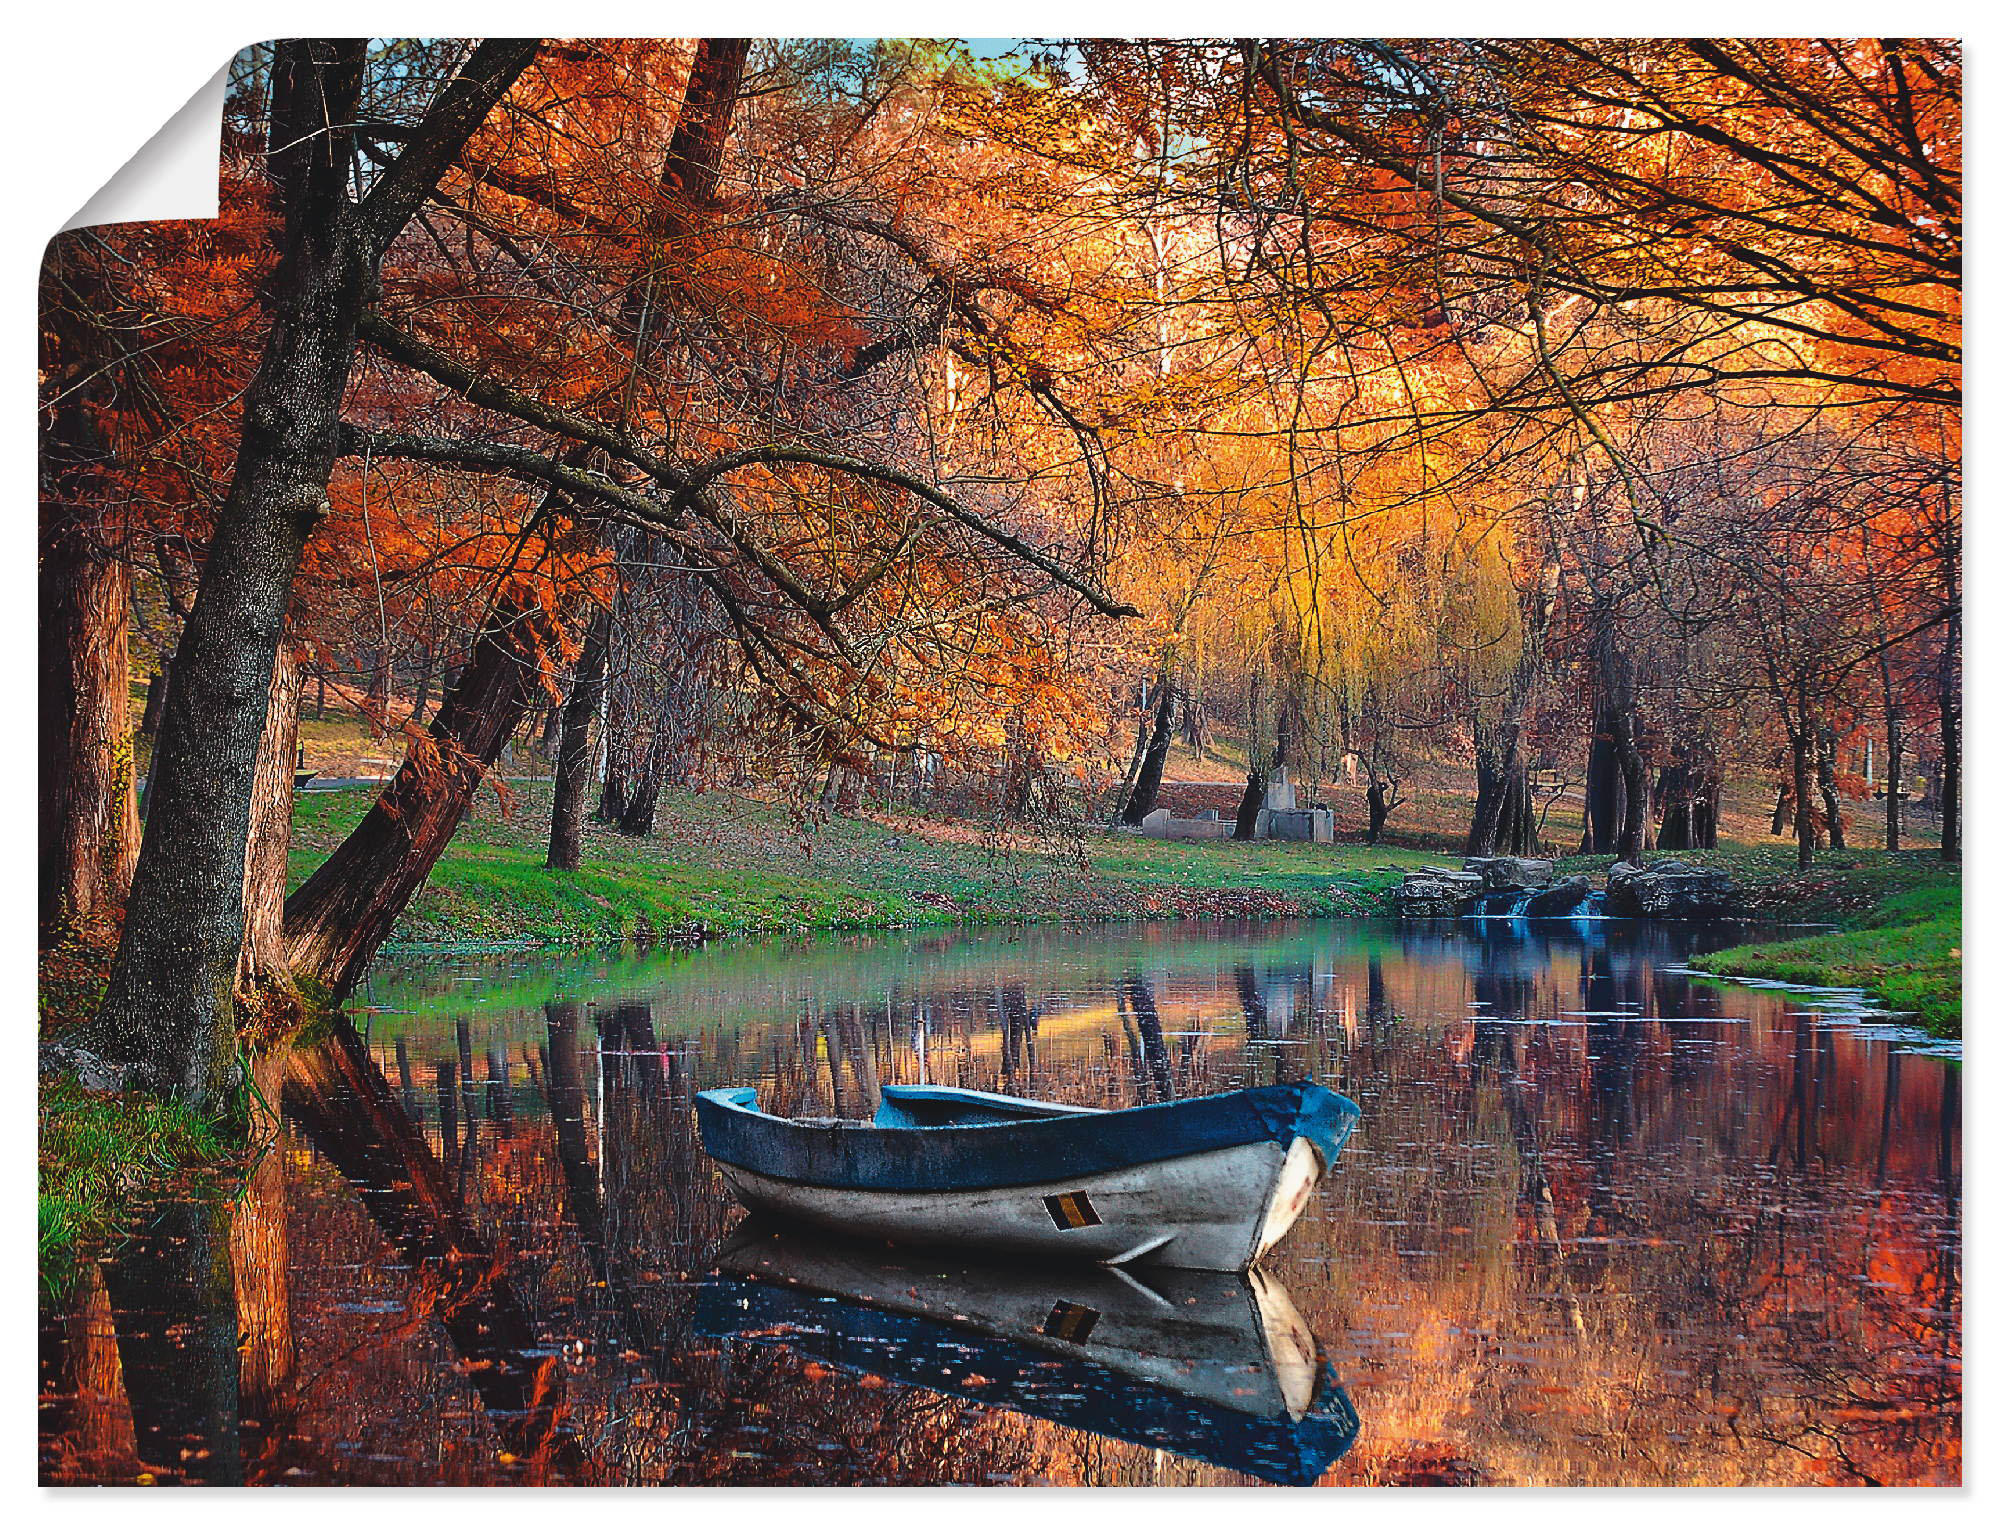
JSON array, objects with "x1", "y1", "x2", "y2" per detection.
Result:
[
  {"x1": 1579, "y1": 724, "x2": 1622, "y2": 855},
  {"x1": 39, "y1": 506, "x2": 140, "y2": 932},
  {"x1": 39, "y1": 235, "x2": 141, "y2": 933},
  {"x1": 1939, "y1": 626, "x2": 1960, "y2": 866},
  {"x1": 138, "y1": 674, "x2": 166, "y2": 737},
  {"x1": 1234, "y1": 769, "x2": 1264, "y2": 841},
  {"x1": 1791, "y1": 725, "x2": 1817, "y2": 871},
  {"x1": 1366, "y1": 779, "x2": 1391, "y2": 845},
  {"x1": 1816, "y1": 725, "x2": 1848, "y2": 852},
  {"x1": 286, "y1": 597, "x2": 554, "y2": 999},
  {"x1": 1465, "y1": 720, "x2": 1539, "y2": 858},
  {"x1": 88, "y1": 40, "x2": 535, "y2": 1103},
  {"x1": 238, "y1": 640, "x2": 301, "y2": 1012},
  {"x1": 1882, "y1": 673, "x2": 1904, "y2": 853},
  {"x1": 1119, "y1": 680, "x2": 1177, "y2": 826},
  {"x1": 546, "y1": 608, "x2": 611, "y2": 871},
  {"x1": 619, "y1": 775, "x2": 663, "y2": 836}
]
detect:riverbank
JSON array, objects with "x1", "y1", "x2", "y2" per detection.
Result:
[
  {"x1": 288, "y1": 782, "x2": 1439, "y2": 941},
  {"x1": 37, "y1": 929, "x2": 239, "y2": 1299},
  {"x1": 1688, "y1": 881, "x2": 1962, "y2": 1037},
  {"x1": 291, "y1": 782, "x2": 1961, "y2": 951}
]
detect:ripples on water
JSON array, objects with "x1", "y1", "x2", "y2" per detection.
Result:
[{"x1": 39, "y1": 919, "x2": 1961, "y2": 1486}]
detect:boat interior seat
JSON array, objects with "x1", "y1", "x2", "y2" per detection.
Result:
[{"x1": 873, "y1": 1085, "x2": 1102, "y2": 1129}]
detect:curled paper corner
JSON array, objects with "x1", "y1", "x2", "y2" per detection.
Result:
[{"x1": 61, "y1": 59, "x2": 231, "y2": 233}]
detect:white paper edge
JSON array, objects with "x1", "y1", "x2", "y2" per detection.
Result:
[{"x1": 61, "y1": 62, "x2": 229, "y2": 232}]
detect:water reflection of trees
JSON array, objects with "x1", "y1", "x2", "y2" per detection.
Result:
[{"x1": 41, "y1": 922, "x2": 1960, "y2": 1486}]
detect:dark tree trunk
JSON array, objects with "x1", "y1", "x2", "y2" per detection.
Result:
[
  {"x1": 1816, "y1": 726, "x2": 1848, "y2": 852},
  {"x1": 619, "y1": 775, "x2": 662, "y2": 836},
  {"x1": 1234, "y1": 769, "x2": 1264, "y2": 840},
  {"x1": 1366, "y1": 780, "x2": 1392, "y2": 845},
  {"x1": 1882, "y1": 675, "x2": 1905, "y2": 853},
  {"x1": 547, "y1": 608, "x2": 611, "y2": 871},
  {"x1": 1119, "y1": 680, "x2": 1177, "y2": 826},
  {"x1": 287, "y1": 598, "x2": 554, "y2": 999},
  {"x1": 1611, "y1": 711, "x2": 1648, "y2": 866},
  {"x1": 1655, "y1": 739, "x2": 1720, "y2": 852},
  {"x1": 138, "y1": 673, "x2": 167, "y2": 737},
  {"x1": 88, "y1": 39, "x2": 536, "y2": 1104},
  {"x1": 1465, "y1": 720, "x2": 1539, "y2": 858},
  {"x1": 1579, "y1": 725, "x2": 1622, "y2": 855}
]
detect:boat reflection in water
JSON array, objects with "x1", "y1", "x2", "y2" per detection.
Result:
[{"x1": 697, "y1": 1226, "x2": 1360, "y2": 1486}]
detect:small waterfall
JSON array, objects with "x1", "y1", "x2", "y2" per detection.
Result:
[
  {"x1": 1570, "y1": 890, "x2": 1609, "y2": 921},
  {"x1": 1464, "y1": 887, "x2": 1532, "y2": 921}
]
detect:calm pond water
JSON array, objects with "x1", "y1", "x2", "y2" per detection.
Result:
[{"x1": 40, "y1": 918, "x2": 1960, "y2": 1486}]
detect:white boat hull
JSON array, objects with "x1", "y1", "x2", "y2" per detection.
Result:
[{"x1": 717, "y1": 1133, "x2": 1323, "y2": 1272}]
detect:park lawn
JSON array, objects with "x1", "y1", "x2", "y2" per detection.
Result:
[
  {"x1": 1688, "y1": 881, "x2": 1962, "y2": 1037},
  {"x1": 288, "y1": 781, "x2": 1440, "y2": 947}
]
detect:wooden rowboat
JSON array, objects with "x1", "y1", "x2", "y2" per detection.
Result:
[
  {"x1": 694, "y1": 1080, "x2": 1360, "y2": 1272},
  {"x1": 698, "y1": 1226, "x2": 1361, "y2": 1485}
]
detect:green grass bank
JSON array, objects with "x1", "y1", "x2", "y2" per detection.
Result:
[{"x1": 1688, "y1": 879, "x2": 1962, "y2": 1037}]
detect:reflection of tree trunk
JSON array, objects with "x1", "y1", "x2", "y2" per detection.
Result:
[
  {"x1": 229, "y1": 1053, "x2": 295, "y2": 1436},
  {"x1": 544, "y1": 1001, "x2": 671, "y2": 1366},
  {"x1": 1120, "y1": 974, "x2": 1174, "y2": 1102},
  {"x1": 101, "y1": 1195, "x2": 243, "y2": 1485},
  {"x1": 282, "y1": 1019, "x2": 586, "y2": 1480},
  {"x1": 1236, "y1": 964, "x2": 1296, "y2": 1084},
  {"x1": 43, "y1": 1262, "x2": 141, "y2": 1482}
]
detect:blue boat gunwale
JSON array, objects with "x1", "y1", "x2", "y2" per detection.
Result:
[{"x1": 695, "y1": 1081, "x2": 1360, "y2": 1194}]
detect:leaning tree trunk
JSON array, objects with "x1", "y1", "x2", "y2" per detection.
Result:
[
  {"x1": 287, "y1": 597, "x2": 554, "y2": 999},
  {"x1": 88, "y1": 39, "x2": 536, "y2": 1104},
  {"x1": 547, "y1": 607, "x2": 611, "y2": 871},
  {"x1": 1119, "y1": 679, "x2": 1178, "y2": 826}
]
